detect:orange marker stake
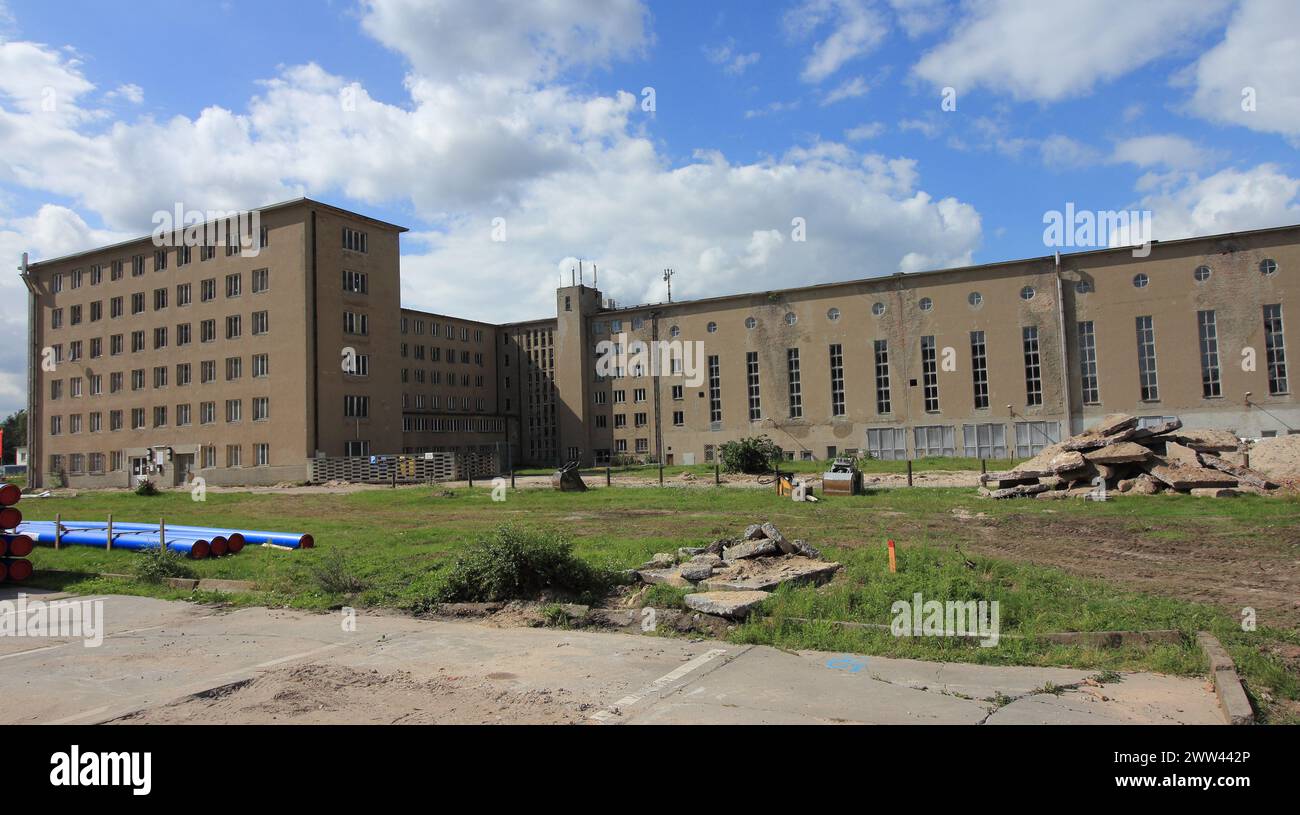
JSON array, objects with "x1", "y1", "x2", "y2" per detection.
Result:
[{"x1": 887, "y1": 539, "x2": 896, "y2": 573}]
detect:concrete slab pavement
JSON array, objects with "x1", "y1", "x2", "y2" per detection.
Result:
[{"x1": 0, "y1": 594, "x2": 1223, "y2": 725}]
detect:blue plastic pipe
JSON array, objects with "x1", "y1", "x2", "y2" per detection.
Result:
[
  {"x1": 16, "y1": 523, "x2": 211, "y2": 558},
  {"x1": 27, "y1": 520, "x2": 312, "y2": 549}
]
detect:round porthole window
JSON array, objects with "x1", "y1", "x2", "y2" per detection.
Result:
[
  {"x1": 1133, "y1": 273, "x2": 1149, "y2": 288},
  {"x1": 1260, "y1": 259, "x2": 1278, "y2": 276},
  {"x1": 968, "y1": 291, "x2": 982, "y2": 308},
  {"x1": 1075, "y1": 280, "x2": 1093, "y2": 294},
  {"x1": 784, "y1": 312, "x2": 797, "y2": 326},
  {"x1": 1020, "y1": 286, "x2": 1035, "y2": 301},
  {"x1": 827, "y1": 307, "x2": 840, "y2": 321},
  {"x1": 1193, "y1": 265, "x2": 1211, "y2": 282},
  {"x1": 918, "y1": 297, "x2": 933, "y2": 312},
  {"x1": 706, "y1": 321, "x2": 717, "y2": 333},
  {"x1": 744, "y1": 316, "x2": 757, "y2": 329},
  {"x1": 669, "y1": 325, "x2": 680, "y2": 338},
  {"x1": 871, "y1": 301, "x2": 885, "y2": 317}
]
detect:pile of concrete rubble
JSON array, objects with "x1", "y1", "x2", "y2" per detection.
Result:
[
  {"x1": 979, "y1": 413, "x2": 1281, "y2": 499},
  {"x1": 633, "y1": 522, "x2": 841, "y2": 618}
]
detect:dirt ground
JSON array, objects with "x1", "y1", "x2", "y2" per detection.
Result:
[
  {"x1": 918, "y1": 510, "x2": 1300, "y2": 631},
  {"x1": 113, "y1": 662, "x2": 589, "y2": 725}
]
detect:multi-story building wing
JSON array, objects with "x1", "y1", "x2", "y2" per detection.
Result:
[{"x1": 22, "y1": 199, "x2": 1297, "y2": 486}]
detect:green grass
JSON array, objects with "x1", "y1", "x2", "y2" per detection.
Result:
[{"x1": 17, "y1": 482, "x2": 1300, "y2": 722}]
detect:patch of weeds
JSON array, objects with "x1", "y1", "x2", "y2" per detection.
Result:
[
  {"x1": 640, "y1": 583, "x2": 692, "y2": 609},
  {"x1": 134, "y1": 480, "x2": 160, "y2": 497},
  {"x1": 1034, "y1": 681, "x2": 1065, "y2": 696},
  {"x1": 309, "y1": 549, "x2": 369, "y2": 595},
  {"x1": 431, "y1": 524, "x2": 614, "y2": 604},
  {"x1": 131, "y1": 547, "x2": 195, "y2": 584},
  {"x1": 986, "y1": 691, "x2": 1013, "y2": 708},
  {"x1": 1092, "y1": 669, "x2": 1123, "y2": 685},
  {"x1": 541, "y1": 603, "x2": 573, "y2": 628}
]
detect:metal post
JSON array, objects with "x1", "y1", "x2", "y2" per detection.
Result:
[
  {"x1": 106, "y1": 513, "x2": 113, "y2": 551},
  {"x1": 159, "y1": 517, "x2": 166, "y2": 554},
  {"x1": 981, "y1": 459, "x2": 987, "y2": 474},
  {"x1": 510, "y1": 468, "x2": 516, "y2": 489},
  {"x1": 606, "y1": 466, "x2": 611, "y2": 487},
  {"x1": 658, "y1": 462, "x2": 664, "y2": 486},
  {"x1": 54, "y1": 512, "x2": 61, "y2": 550},
  {"x1": 907, "y1": 460, "x2": 913, "y2": 487},
  {"x1": 715, "y1": 463, "x2": 720, "y2": 485},
  {"x1": 468, "y1": 471, "x2": 473, "y2": 489}
]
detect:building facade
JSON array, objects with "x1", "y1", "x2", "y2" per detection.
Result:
[{"x1": 21, "y1": 199, "x2": 1297, "y2": 487}]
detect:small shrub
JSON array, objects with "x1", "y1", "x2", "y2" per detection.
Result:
[
  {"x1": 309, "y1": 549, "x2": 369, "y2": 595},
  {"x1": 719, "y1": 435, "x2": 783, "y2": 474},
  {"x1": 640, "y1": 583, "x2": 691, "y2": 609},
  {"x1": 133, "y1": 546, "x2": 196, "y2": 584},
  {"x1": 433, "y1": 524, "x2": 613, "y2": 604},
  {"x1": 135, "y1": 479, "x2": 159, "y2": 497}
]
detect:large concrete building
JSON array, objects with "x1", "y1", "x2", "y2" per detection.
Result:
[{"x1": 21, "y1": 198, "x2": 1297, "y2": 487}]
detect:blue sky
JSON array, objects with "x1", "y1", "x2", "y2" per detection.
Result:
[{"x1": 1, "y1": 0, "x2": 1298, "y2": 415}]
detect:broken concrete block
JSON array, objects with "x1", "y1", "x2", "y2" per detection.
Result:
[
  {"x1": 639, "y1": 553, "x2": 676, "y2": 570},
  {"x1": 703, "y1": 560, "x2": 841, "y2": 592},
  {"x1": 690, "y1": 552, "x2": 723, "y2": 567},
  {"x1": 978, "y1": 483, "x2": 1051, "y2": 499},
  {"x1": 742, "y1": 524, "x2": 765, "y2": 540},
  {"x1": 679, "y1": 562, "x2": 715, "y2": 582},
  {"x1": 637, "y1": 568, "x2": 690, "y2": 587},
  {"x1": 1128, "y1": 474, "x2": 1162, "y2": 495},
  {"x1": 1083, "y1": 441, "x2": 1151, "y2": 464},
  {"x1": 1167, "y1": 428, "x2": 1241, "y2": 452},
  {"x1": 1163, "y1": 441, "x2": 1203, "y2": 468},
  {"x1": 677, "y1": 546, "x2": 707, "y2": 559},
  {"x1": 1049, "y1": 450, "x2": 1087, "y2": 473},
  {"x1": 723, "y1": 537, "x2": 780, "y2": 560},
  {"x1": 684, "y1": 590, "x2": 770, "y2": 619},
  {"x1": 706, "y1": 538, "x2": 730, "y2": 556},
  {"x1": 1145, "y1": 457, "x2": 1239, "y2": 490},
  {"x1": 1089, "y1": 413, "x2": 1138, "y2": 436},
  {"x1": 1198, "y1": 454, "x2": 1278, "y2": 489},
  {"x1": 792, "y1": 539, "x2": 822, "y2": 559},
  {"x1": 760, "y1": 522, "x2": 797, "y2": 554},
  {"x1": 1190, "y1": 487, "x2": 1241, "y2": 498}
]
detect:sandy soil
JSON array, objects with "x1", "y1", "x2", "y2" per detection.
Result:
[{"x1": 113, "y1": 662, "x2": 588, "y2": 725}]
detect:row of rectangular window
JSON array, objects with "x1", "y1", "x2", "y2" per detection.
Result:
[
  {"x1": 49, "y1": 443, "x2": 271, "y2": 475},
  {"x1": 48, "y1": 270, "x2": 271, "y2": 328},
  {"x1": 48, "y1": 398, "x2": 272, "y2": 434}
]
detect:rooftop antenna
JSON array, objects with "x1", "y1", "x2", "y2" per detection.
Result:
[
  {"x1": 578, "y1": 259, "x2": 583, "y2": 286},
  {"x1": 663, "y1": 268, "x2": 674, "y2": 302},
  {"x1": 593, "y1": 263, "x2": 597, "y2": 287}
]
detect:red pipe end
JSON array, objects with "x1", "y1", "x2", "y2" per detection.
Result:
[
  {"x1": 0, "y1": 507, "x2": 21, "y2": 530},
  {"x1": 0, "y1": 539, "x2": 6, "y2": 558},
  {"x1": 7, "y1": 535, "x2": 33, "y2": 558},
  {"x1": 0, "y1": 561, "x2": 7, "y2": 582},
  {"x1": 189, "y1": 540, "x2": 210, "y2": 560},
  {"x1": 0, "y1": 483, "x2": 20, "y2": 506},
  {"x1": 299, "y1": 534, "x2": 315, "y2": 549},
  {"x1": 227, "y1": 533, "x2": 245, "y2": 554},
  {"x1": 209, "y1": 536, "x2": 228, "y2": 557},
  {"x1": 6, "y1": 559, "x2": 32, "y2": 582}
]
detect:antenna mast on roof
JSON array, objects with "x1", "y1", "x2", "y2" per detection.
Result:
[{"x1": 663, "y1": 268, "x2": 674, "y2": 302}]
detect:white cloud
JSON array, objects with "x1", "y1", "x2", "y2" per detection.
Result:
[
  {"x1": 845, "y1": 121, "x2": 885, "y2": 140},
  {"x1": 821, "y1": 75, "x2": 870, "y2": 105},
  {"x1": 1111, "y1": 134, "x2": 1220, "y2": 171},
  {"x1": 913, "y1": 0, "x2": 1232, "y2": 102},
  {"x1": 1134, "y1": 164, "x2": 1300, "y2": 240},
  {"x1": 1038, "y1": 134, "x2": 1103, "y2": 169},
  {"x1": 888, "y1": 0, "x2": 949, "y2": 38},
  {"x1": 358, "y1": 0, "x2": 650, "y2": 85},
  {"x1": 106, "y1": 83, "x2": 143, "y2": 104},
  {"x1": 704, "y1": 40, "x2": 761, "y2": 76},
  {"x1": 785, "y1": 0, "x2": 888, "y2": 83},
  {"x1": 1184, "y1": 0, "x2": 1300, "y2": 139},
  {"x1": 745, "y1": 100, "x2": 801, "y2": 119}
]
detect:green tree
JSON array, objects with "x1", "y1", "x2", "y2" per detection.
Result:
[{"x1": 2, "y1": 410, "x2": 26, "y2": 466}]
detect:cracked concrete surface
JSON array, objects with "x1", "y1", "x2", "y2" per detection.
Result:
[{"x1": 0, "y1": 590, "x2": 1222, "y2": 725}]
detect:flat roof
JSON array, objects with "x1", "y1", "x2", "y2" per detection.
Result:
[
  {"x1": 591, "y1": 220, "x2": 1300, "y2": 316},
  {"x1": 25, "y1": 197, "x2": 408, "y2": 269}
]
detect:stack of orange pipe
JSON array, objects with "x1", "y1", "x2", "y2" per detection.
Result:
[{"x1": 0, "y1": 483, "x2": 32, "y2": 583}]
